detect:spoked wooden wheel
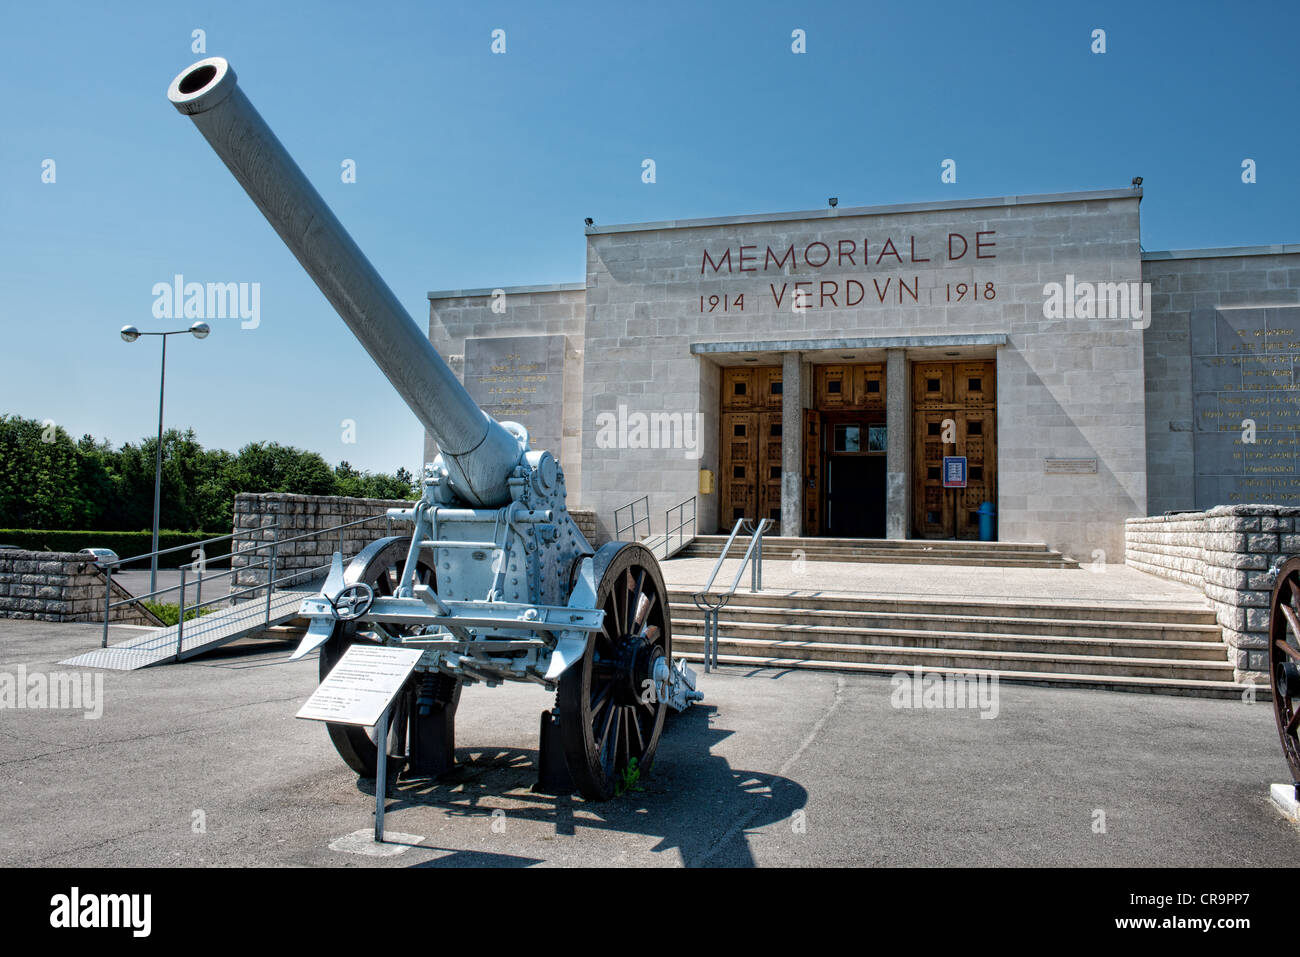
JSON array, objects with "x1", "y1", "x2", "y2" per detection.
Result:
[
  {"x1": 558, "y1": 542, "x2": 672, "y2": 801},
  {"x1": 1270, "y1": 557, "x2": 1300, "y2": 783},
  {"x1": 318, "y1": 536, "x2": 435, "y2": 778}
]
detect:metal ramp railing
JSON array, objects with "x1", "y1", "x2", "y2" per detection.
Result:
[
  {"x1": 613, "y1": 495, "x2": 652, "y2": 542},
  {"x1": 690, "y1": 517, "x2": 773, "y2": 672},
  {"x1": 61, "y1": 513, "x2": 396, "y2": 671},
  {"x1": 613, "y1": 494, "x2": 697, "y2": 561}
]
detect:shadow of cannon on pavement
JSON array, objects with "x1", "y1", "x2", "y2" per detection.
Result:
[{"x1": 353, "y1": 704, "x2": 807, "y2": 867}]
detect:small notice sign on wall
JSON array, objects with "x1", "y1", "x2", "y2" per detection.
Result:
[
  {"x1": 1044, "y1": 458, "x2": 1098, "y2": 474},
  {"x1": 943, "y1": 456, "x2": 968, "y2": 488}
]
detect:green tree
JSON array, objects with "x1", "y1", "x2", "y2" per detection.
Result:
[
  {"x1": 0, "y1": 414, "x2": 417, "y2": 532},
  {"x1": 334, "y1": 460, "x2": 417, "y2": 500},
  {"x1": 0, "y1": 416, "x2": 93, "y2": 528}
]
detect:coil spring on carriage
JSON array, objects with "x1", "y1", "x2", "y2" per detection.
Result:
[{"x1": 416, "y1": 672, "x2": 459, "y2": 715}]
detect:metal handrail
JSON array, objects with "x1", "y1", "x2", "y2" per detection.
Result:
[
  {"x1": 731, "y1": 518, "x2": 774, "y2": 595},
  {"x1": 696, "y1": 517, "x2": 773, "y2": 598},
  {"x1": 99, "y1": 512, "x2": 397, "y2": 648},
  {"x1": 698, "y1": 518, "x2": 747, "y2": 594},
  {"x1": 103, "y1": 525, "x2": 266, "y2": 569},
  {"x1": 97, "y1": 523, "x2": 271, "y2": 638},
  {"x1": 691, "y1": 516, "x2": 774, "y2": 672},
  {"x1": 613, "y1": 495, "x2": 651, "y2": 541},
  {"x1": 664, "y1": 495, "x2": 696, "y2": 558},
  {"x1": 98, "y1": 526, "x2": 281, "y2": 610},
  {"x1": 103, "y1": 513, "x2": 394, "y2": 601},
  {"x1": 101, "y1": 512, "x2": 397, "y2": 577}
]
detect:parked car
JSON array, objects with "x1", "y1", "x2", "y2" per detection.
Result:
[{"x1": 78, "y1": 548, "x2": 120, "y2": 567}]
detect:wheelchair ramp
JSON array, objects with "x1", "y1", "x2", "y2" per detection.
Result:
[
  {"x1": 61, "y1": 583, "x2": 320, "y2": 671},
  {"x1": 643, "y1": 532, "x2": 695, "y2": 562}
]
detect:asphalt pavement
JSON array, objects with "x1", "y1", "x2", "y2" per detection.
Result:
[{"x1": 1, "y1": 620, "x2": 1296, "y2": 867}]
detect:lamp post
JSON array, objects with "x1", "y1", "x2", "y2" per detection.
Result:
[{"x1": 120, "y1": 321, "x2": 210, "y2": 595}]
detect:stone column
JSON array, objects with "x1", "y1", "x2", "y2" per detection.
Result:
[
  {"x1": 886, "y1": 348, "x2": 910, "y2": 539},
  {"x1": 781, "y1": 351, "x2": 804, "y2": 537}
]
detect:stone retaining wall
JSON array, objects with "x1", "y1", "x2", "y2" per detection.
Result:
[
  {"x1": 1125, "y1": 513, "x2": 1208, "y2": 587},
  {"x1": 231, "y1": 493, "x2": 410, "y2": 596},
  {"x1": 1127, "y1": 505, "x2": 1300, "y2": 680},
  {"x1": 231, "y1": 493, "x2": 602, "y2": 596},
  {"x1": 571, "y1": 508, "x2": 597, "y2": 544},
  {"x1": 0, "y1": 550, "x2": 159, "y2": 624}
]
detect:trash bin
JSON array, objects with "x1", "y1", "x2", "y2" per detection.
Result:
[{"x1": 977, "y1": 501, "x2": 996, "y2": 542}]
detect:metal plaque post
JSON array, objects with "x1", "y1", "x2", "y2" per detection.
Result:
[{"x1": 374, "y1": 705, "x2": 390, "y2": 843}]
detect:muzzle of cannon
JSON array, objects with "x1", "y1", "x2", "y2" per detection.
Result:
[
  {"x1": 167, "y1": 57, "x2": 699, "y2": 801},
  {"x1": 167, "y1": 57, "x2": 520, "y2": 508}
]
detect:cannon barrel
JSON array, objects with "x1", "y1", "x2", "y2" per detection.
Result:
[{"x1": 167, "y1": 57, "x2": 522, "y2": 507}]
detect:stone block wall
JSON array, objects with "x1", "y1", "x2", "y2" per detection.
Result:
[
  {"x1": 1140, "y1": 247, "x2": 1300, "y2": 515},
  {"x1": 570, "y1": 507, "x2": 598, "y2": 545},
  {"x1": 1126, "y1": 504, "x2": 1300, "y2": 680},
  {"x1": 231, "y1": 493, "x2": 603, "y2": 595},
  {"x1": 426, "y1": 284, "x2": 587, "y2": 498},
  {"x1": 231, "y1": 493, "x2": 411, "y2": 596},
  {"x1": 0, "y1": 550, "x2": 159, "y2": 624},
  {"x1": 1125, "y1": 512, "x2": 1207, "y2": 587}
]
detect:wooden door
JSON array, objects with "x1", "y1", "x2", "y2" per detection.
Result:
[
  {"x1": 913, "y1": 361, "x2": 954, "y2": 407},
  {"x1": 955, "y1": 408, "x2": 996, "y2": 538},
  {"x1": 855, "y1": 363, "x2": 887, "y2": 410},
  {"x1": 914, "y1": 409, "x2": 955, "y2": 538},
  {"x1": 720, "y1": 412, "x2": 758, "y2": 529},
  {"x1": 803, "y1": 410, "x2": 822, "y2": 536},
  {"x1": 719, "y1": 365, "x2": 783, "y2": 531},
  {"x1": 955, "y1": 361, "x2": 994, "y2": 407},
  {"x1": 721, "y1": 368, "x2": 757, "y2": 411},
  {"x1": 815, "y1": 365, "x2": 852, "y2": 409},
  {"x1": 757, "y1": 412, "x2": 783, "y2": 525},
  {"x1": 758, "y1": 367, "x2": 784, "y2": 410},
  {"x1": 911, "y1": 360, "x2": 996, "y2": 539}
]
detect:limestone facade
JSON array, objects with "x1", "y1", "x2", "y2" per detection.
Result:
[{"x1": 426, "y1": 189, "x2": 1300, "y2": 563}]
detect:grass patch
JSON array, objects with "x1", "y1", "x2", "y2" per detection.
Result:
[
  {"x1": 616, "y1": 757, "x2": 649, "y2": 796},
  {"x1": 140, "y1": 601, "x2": 216, "y2": 626}
]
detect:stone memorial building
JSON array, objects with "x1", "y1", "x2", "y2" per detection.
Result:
[{"x1": 426, "y1": 187, "x2": 1300, "y2": 562}]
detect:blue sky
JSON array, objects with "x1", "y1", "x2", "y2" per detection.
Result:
[{"x1": 2, "y1": 0, "x2": 1296, "y2": 476}]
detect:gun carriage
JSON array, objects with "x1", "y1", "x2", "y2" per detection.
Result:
[{"x1": 167, "y1": 57, "x2": 699, "y2": 800}]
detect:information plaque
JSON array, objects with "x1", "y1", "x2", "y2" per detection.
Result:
[{"x1": 296, "y1": 645, "x2": 424, "y2": 728}]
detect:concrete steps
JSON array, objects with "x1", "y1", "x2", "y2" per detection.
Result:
[
  {"x1": 673, "y1": 622, "x2": 1226, "y2": 662},
  {"x1": 671, "y1": 654, "x2": 1250, "y2": 699},
  {"x1": 671, "y1": 604, "x2": 1221, "y2": 644},
  {"x1": 665, "y1": 588, "x2": 1250, "y2": 698},
  {"x1": 678, "y1": 535, "x2": 1079, "y2": 568},
  {"x1": 668, "y1": 589, "x2": 1213, "y2": 624}
]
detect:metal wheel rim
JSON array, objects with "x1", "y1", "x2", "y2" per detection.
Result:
[
  {"x1": 1269, "y1": 556, "x2": 1300, "y2": 781},
  {"x1": 558, "y1": 543, "x2": 670, "y2": 801},
  {"x1": 319, "y1": 537, "x2": 434, "y2": 777}
]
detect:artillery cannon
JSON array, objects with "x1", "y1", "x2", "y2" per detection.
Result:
[{"x1": 167, "y1": 56, "x2": 700, "y2": 800}]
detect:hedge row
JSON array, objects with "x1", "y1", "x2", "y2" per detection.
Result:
[{"x1": 0, "y1": 530, "x2": 232, "y2": 568}]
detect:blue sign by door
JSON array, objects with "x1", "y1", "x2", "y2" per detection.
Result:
[{"x1": 943, "y1": 456, "x2": 967, "y2": 488}]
